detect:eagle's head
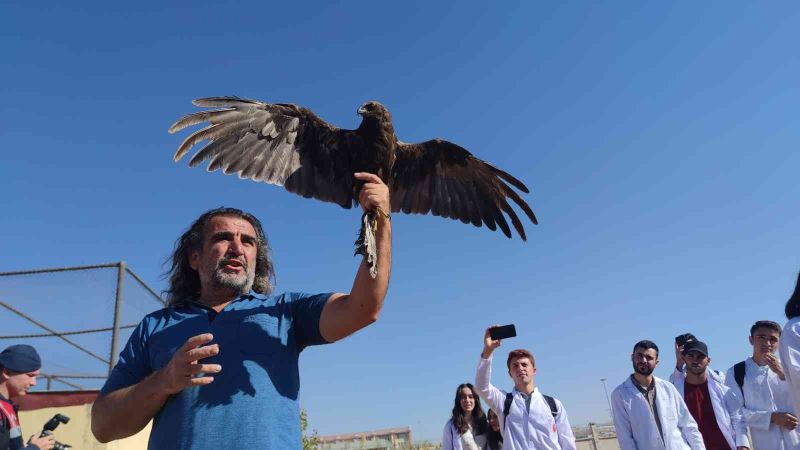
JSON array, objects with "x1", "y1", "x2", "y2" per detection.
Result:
[{"x1": 357, "y1": 101, "x2": 390, "y2": 121}]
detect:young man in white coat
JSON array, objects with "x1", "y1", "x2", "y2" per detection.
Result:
[
  {"x1": 726, "y1": 320, "x2": 800, "y2": 450},
  {"x1": 475, "y1": 326, "x2": 577, "y2": 450},
  {"x1": 673, "y1": 334, "x2": 725, "y2": 385},
  {"x1": 611, "y1": 340, "x2": 705, "y2": 450},
  {"x1": 669, "y1": 340, "x2": 749, "y2": 450}
]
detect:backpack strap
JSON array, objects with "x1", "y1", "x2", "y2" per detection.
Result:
[
  {"x1": 502, "y1": 392, "x2": 559, "y2": 431},
  {"x1": 734, "y1": 360, "x2": 746, "y2": 403},
  {"x1": 503, "y1": 392, "x2": 514, "y2": 432},
  {"x1": 543, "y1": 394, "x2": 558, "y2": 418}
]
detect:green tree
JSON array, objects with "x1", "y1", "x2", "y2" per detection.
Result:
[{"x1": 301, "y1": 408, "x2": 321, "y2": 450}]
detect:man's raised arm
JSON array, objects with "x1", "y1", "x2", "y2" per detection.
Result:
[
  {"x1": 475, "y1": 327, "x2": 506, "y2": 413},
  {"x1": 320, "y1": 172, "x2": 392, "y2": 343}
]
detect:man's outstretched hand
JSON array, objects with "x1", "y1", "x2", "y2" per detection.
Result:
[
  {"x1": 482, "y1": 326, "x2": 502, "y2": 359},
  {"x1": 158, "y1": 333, "x2": 221, "y2": 395}
]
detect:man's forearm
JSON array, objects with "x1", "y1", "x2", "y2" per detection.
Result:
[
  {"x1": 475, "y1": 354, "x2": 505, "y2": 414},
  {"x1": 348, "y1": 219, "x2": 391, "y2": 322},
  {"x1": 91, "y1": 370, "x2": 170, "y2": 442},
  {"x1": 319, "y1": 219, "x2": 391, "y2": 342}
]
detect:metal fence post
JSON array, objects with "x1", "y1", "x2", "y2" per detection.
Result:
[{"x1": 109, "y1": 261, "x2": 125, "y2": 374}]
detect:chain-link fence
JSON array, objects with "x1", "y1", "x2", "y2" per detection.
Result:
[{"x1": 0, "y1": 262, "x2": 165, "y2": 391}]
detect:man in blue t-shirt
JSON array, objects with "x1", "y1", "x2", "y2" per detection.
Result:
[{"x1": 91, "y1": 172, "x2": 392, "y2": 450}]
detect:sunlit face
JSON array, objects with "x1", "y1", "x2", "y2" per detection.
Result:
[
  {"x1": 684, "y1": 351, "x2": 710, "y2": 376},
  {"x1": 2, "y1": 369, "x2": 39, "y2": 397},
  {"x1": 750, "y1": 328, "x2": 780, "y2": 357},
  {"x1": 508, "y1": 357, "x2": 536, "y2": 385},
  {"x1": 459, "y1": 387, "x2": 476, "y2": 414},
  {"x1": 631, "y1": 347, "x2": 659, "y2": 376},
  {"x1": 190, "y1": 215, "x2": 258, "y2": 297},
  {"x1": 488, "y1": 411, "x2": 501, "y2": 432}
]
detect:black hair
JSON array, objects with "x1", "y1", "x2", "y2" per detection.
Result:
[
  {"x1": 750, "y1": 320, "x2": 782, "y2": 336},
  {"x1": 785, "y1": 272, "x2": 800, "y2": 320},
  {"x1": 633, "y1": 340, "x2": 659, "y2": 357},
  {"x1": 486, "y1": 409, "x2": 503, "y2": 450}
]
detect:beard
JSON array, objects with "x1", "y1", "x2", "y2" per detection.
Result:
[
  {"x1": 210, "y1": 257, "x2": 256, "y2": 295},
  {"x1": 632, "y1": 361, "x2": 655, "y2": 376},
  {"x1": 687, "y1": 364, "x2": 706, "y2": 376}
]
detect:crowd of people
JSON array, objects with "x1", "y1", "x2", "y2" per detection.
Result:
[
  {"x1": 1, "y1": 179, "x2": 799, "y2": 450},
  {"x1": 442, "y1": 273, "x2": 800, "y2": 450}
]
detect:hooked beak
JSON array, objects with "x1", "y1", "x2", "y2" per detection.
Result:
[{"x1": 357, "y1": 106, "x2": 367, "y2": 115}]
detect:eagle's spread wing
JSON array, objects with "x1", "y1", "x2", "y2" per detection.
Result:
[
  {"x1": 169, "y1": 96, "x2": 355, "y2": 208},
  {"x1": 390, "y1": 139, "x2": 537, "y2": 240}
]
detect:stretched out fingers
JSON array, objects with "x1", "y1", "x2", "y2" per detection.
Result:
[
  {"x1": 185, "y1": 344, "x2": 220, "y2": 362},
  {"x1": 189, "y1": 376, "x2": 215, "y2": 386},
  {"x1": 181, "y1": 333, "x2": 215, "y2": 351},
  {"x1": 188, "y1": 363, "x2": 222, "y2": 375}
]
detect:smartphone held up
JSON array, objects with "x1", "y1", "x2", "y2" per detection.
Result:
[{"x1": 490, "y1": 324, "x2": 517, "y2": 341}]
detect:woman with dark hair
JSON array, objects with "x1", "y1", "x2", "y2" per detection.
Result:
[
  {"x1": 443, "y1": 383, "x2": 489, "y2": 450},
  {"x1": 780, "y1": 271, "x2": 800, "y2": 417},
  {"x1": 486, "y1": 409, "x2": 503, "y2": 450}
]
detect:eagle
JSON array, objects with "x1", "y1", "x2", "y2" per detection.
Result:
[{"x1": 169, "y1": 97, "x2": 537, "y2": 277}]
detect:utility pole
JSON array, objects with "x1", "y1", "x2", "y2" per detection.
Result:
[{"x1": 600, "y1": 378, "x2": 612, "y2": 421}]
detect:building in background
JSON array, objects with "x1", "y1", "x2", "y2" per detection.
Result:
[
  {"x1": 317, "y1": 423, "x2": 620, "y2": 450},
  {"x1": 318, "y1": 426, "x2": 413, "y2": 450}
]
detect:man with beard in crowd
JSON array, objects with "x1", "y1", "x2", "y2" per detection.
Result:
[
  {"x1": 669, "y1": 340, "x2": 749, "y2": 450},
  {"x1": 612, "y1": 340, "x2": 705, "y2": 450},
  {"x1": 91, "y1": 173, "x2": 392, "y2": 450}
]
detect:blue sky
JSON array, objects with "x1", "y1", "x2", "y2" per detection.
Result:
[{"x1": 2, "y1": 1, "x2": 800, "y2": 442}]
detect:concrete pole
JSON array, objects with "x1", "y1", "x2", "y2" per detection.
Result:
[{"x1": 109, "y1": 261, "x2": 126, "y2": 374}]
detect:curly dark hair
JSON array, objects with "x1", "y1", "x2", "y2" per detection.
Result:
[
  {"x1": 163, "y1": 207, "x2": 275, "y2": 306},
  {"x1": 451, "y1": 383, "x2": 488, "y2": 436}
]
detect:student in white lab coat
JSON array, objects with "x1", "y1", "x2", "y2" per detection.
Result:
[
  {"x1": 611, "y1": 340, "x2": 705, "y2": 450},
  {"x1": 475, "y1": 326, "x2": 577, "y2": 450},
  {"x1": 443, "y1": 383, "x2": 490, "y2": 450},
  {"x1": 673, "y1": 334, "x2": 726, "y2": 385},
  {"x1": 782, "y1": 273, "x2": 800, "y2": 440},
  {"x1": 725, "y1": 320, "x2": 800, "y2": 450},
  {"x1": 669, "y1": 340, "x2": 749, "y2": 450}
]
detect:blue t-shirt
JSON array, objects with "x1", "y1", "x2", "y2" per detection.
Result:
[{"x1": 100, "y1": 291, "x2": 331, "y2": 449}]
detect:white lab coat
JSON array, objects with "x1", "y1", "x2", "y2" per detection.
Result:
[
  {"x1": 724, "y1": 358, "x2": 800, "y2": 450},
  {"x1": 669, "y1": 368, "x2": 749, "y2": 449},
  {"x1": 611, "y1": 376, "x2": 705, "y2": 450},
  {"x1": 781, "y1": 317, "x2": 800, "y2": 424},
  {"x1": 474, "y1": 356, "x2": 577, "y2": 450},
  {"x1": 442, "y1": 419, "x2": 487, "y2": 450}
]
